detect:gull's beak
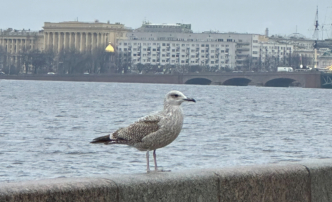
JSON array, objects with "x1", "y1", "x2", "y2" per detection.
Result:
[{"x1": 184, "y1": 97, "x2": 196, "y2": 102}]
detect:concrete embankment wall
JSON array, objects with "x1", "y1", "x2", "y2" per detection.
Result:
[{"x1": 1, "y1": 160, "x2": 332, "y2": 202}]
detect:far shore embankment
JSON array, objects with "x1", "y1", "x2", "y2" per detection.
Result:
[
  {"x1": 0, "y1": 74, "x2": 183, "y2": 84},
  {"x1": 1, "y1": 71, "x2": 328, "y2": 88}
]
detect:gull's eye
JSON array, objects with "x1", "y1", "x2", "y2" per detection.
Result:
[{"x1": 172, "y1": 94, "x2": 179, "y2": 98}]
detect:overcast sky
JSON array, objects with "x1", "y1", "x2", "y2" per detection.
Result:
[{"x1": 1, "y1": 0, "x2": 332, "y2": 39}]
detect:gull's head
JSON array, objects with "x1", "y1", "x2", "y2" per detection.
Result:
[{"x1": 164, "y1": 90, "x2": 196, "y2": 106}]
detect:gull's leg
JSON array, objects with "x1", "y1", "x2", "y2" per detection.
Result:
[
  {"x1": 153, "y1": 149, "x2": 171, "y2": 172},
  {"x1": 153, "y1": 150, "x2": 158, "y2": 171},
  {"x1": 146, "y1": 150, "x2": 150, "y2": 172}
]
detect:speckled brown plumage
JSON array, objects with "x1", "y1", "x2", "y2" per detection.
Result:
[{"x1": 91, "y1": 90, "x2": 196, "y2": 172}]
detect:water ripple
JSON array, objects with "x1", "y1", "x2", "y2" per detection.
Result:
[{"x1": 1, "y1": 80, "x2": 332, "y2": 182}]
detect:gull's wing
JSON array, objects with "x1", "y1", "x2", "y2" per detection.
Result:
[{"x1": 110, "y1": 111, "x2": 164, "y2": 143}]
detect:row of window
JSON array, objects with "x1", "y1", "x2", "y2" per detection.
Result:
[
  {"x1": 4, "y1": 45, "x2": 33, "y2": 51},
  {"x1": 119, "y1": 48, "x2": 229, "y2": 53},
  {"x1": 257, "y1": 47, "x2": 292, "y2": 50},
  {"x1": 121, "y1": 43, "x2": 292, "y2": 53},
  {"x1": 252, "y1": 50, "x2": 288, "y2": 55},
  {"x1": 137, "y1": 48, "x2": 227, "y2": 53},
  {"x1": 120, "y1": 42, "x2": 231, "y2": 47},
  {"x1": 133, "y1": 59, "x2": 229, "y2": 64},
  {"x1": 260, "y1": 52, "x2": 291, "y2": 55},
  {"x1": 132, "y1": 53, "x2": 227, "y2": 58},
  {"x1": 260, "y1": 53, "x2": 291, "y2": 57},
  {"x1": 126, "y1": 37, "x2": 239, "y2": 42},
  {"x1": 1, "y1": 39, "x2": 34, "y2": 43}
]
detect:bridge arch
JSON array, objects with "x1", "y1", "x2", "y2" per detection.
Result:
[
  {"x1": 222, "y1": 78, "x2": 252, "y2": 86},
  {"x1": 185, "y1": 78, "x2": 212, "y2": 85},
  {"x1": 264, "y1": 78, "x2": 300, "y2": 87}
]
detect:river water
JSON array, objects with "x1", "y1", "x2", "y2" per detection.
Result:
[{"x1": 0, "y1": 80, "x2": 332, "y2": 182}]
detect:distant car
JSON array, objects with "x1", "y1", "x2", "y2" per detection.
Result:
[
  {"x1": 0, "y1": 72, "x2": 5, "y2": 75},
  {"x1": 83, "y1": 72, "x2": 89, "y2": 74},
  {"x1": 47, "y1": 72, "x2": 55, "y2": 74}
]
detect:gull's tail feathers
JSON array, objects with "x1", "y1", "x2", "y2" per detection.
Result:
[
  {"x1": 90, "y1": 135, "x2": 111, "y2": 144},
  {"x1": 91, "y1": 129, "x2": 129, "y2": 145}
]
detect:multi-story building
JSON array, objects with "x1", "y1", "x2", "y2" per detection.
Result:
[
  {"x1": 256, "y1": 42, "x2": 294, "y2": 69},
  {"x1": 135, "y1": 21, "x2": 192, "y2": 33},
  {"x1": 118, "y1": 35, "x2": 237, "y2": 70},
  {"x1": 316, "y1": 40, "x2": 332, "y2": 69},
  {"x1": 0, "y1": 28, "x2": 44, "y2": 71},
  {"x1": 0, "y1": 21, "x2": 130, "y2": 54},
  {"x1": 2, "y1": 20, "x2": 330, "y2": 73},
  {"x1": 117, "y1": 23, "x2": 266, "y2": 71},
  {"x1": 0, "y1": 21, "x2": 130, "y2": 73},
  {"x1": 0, "y1": 28, "x2": 44, "y2": 54},
  {"x1": 318, "y1": 50, "x2": 332, "y2": 69},
  {"x1": 43, "y1": 21, "x2": 129, "y2": 53},
  {"x1": 267, "y1": 33, "x2": 315, "y2": 68}
]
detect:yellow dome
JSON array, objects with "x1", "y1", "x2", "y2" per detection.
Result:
[{"x1": 105, "y1": 44, "x2": 114, "y2": 52}]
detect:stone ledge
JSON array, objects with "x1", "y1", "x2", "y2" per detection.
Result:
[
  {"x1": 301, "y1": 159, "x2": 332, "y2": 202},
  {"x1": 214, "y1": 164, "x2": 310, "y2": 201},
  {"x1": 2, "y1": 160, "x2": 332, "y2": 202},
  {"x1": 0, "y1": 178, "x2": 118, "y2": 202}
]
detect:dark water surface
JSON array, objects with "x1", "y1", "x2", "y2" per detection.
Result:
[{"x1": 1, "y1": 80, "x2": 331, "y2": 182}]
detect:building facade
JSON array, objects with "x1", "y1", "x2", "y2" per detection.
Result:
[
  {"x1": 0, "y1": 29, "x2": 44, "y2": 71},
  {"x1": 0, "y1": 21, "x2": 130, "y2": 54},
  {"x1": 0, "y1": 28, "x2": 44, "y2": 54},
  {"x1": 2, "y1": 21, "x2": 331, "y2": 73},
  {"x1": 43, "y1": 21, "x2": 129, "y2": 53},
  {"x1": 318, "y1": 50, "x2": 332, "y2": 69},
  {"x1": 257, "y1": 42, "x2": 294, "y2": 69},
  {"x1": 118, "y1": 36, "x2": 236, "y2": 70},
  {"x1": 136, "y1": 21, "x2": 192, "y2": 33},
  {"x1": 117, "y1": 27, "x2": 269, "y2": 70},
  {"x1": 0, "y1": 21, "x2": 131, "y2": 73},
  {"x1": 267, "y1": 34, "x2": 316, "y2": 68}
]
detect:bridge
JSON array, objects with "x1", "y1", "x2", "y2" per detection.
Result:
[
  {"x1": 182, "y1": 71, "x2": 322, "y2": 88},
  {"x1": 0, "y1": 71, "x2": 326, "y2": 88}
]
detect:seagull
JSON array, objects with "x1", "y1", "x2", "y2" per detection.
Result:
[{"x1": 90, "y1": 90, "x2": 196, "y2": 172}]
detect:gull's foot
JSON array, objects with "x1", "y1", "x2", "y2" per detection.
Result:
[
  {"x1": 156, "y1": 169, "x2": 171, "y2": 172},
  {"x1": 147, "y1": 168, "x2": 171, "y2": 173}
]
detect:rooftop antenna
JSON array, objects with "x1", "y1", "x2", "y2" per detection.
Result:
[
  {"x1": 143, "y1": 17, "x2": 149, "y2": 25},
  {"x1": 311, "y1": 6, "x2": 320, "y2": 69},
  {"x1": 329, "y1": 6, "x2": 332, "y2": 39},
  {"x1": 321, "y1": 6, "x2": 332, "y2": 39},
  {"x1": 312, "y1": 6, "x2": 319, "y2": 40}
]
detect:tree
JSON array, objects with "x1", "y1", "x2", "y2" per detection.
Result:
[
  {"x1": 291, "y1": 54, "x2": 301, "y2": 69},
  {"x1": 188, "y1": 65, "x2": 203, "y2": 73},
  {"x1": 91, "y1": 47, "x2": 111, "y2": 74},
  {"x1": 114, "y1": 51, "x2": 132, "y2": 74},
  {"x1": 28, "y1": 50, "x2": 48, "y2": 74},
  {"x1": 58, "y1": 49, "x2": 85, "y2": 74},
  {"x1": 136, "y1": 63, "x2": 144, "y2": 73},
  {"x1": 0, "y1": 46, "x2": 7, "y2": 72},
  {"x1": 43, "y1": 49, "x2": 56, "y2": 72}
]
